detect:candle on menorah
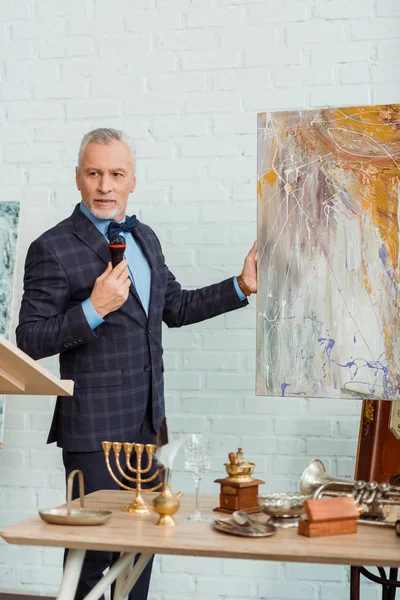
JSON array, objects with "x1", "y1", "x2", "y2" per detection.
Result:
[{"x1": 102, "y1": 441, "x2": 162, "y2": 513}]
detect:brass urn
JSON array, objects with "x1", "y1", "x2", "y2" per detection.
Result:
[{"x1": 152, "y1": 484, "x2": 183, "y2": 526}]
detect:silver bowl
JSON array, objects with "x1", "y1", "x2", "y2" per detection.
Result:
[{"x1": 258, "y1": 492, "x2": 310, "y2": 528}]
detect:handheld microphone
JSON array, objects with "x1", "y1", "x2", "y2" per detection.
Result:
[{"x1": 109, "y1": 234, "x2": 126, "y2": 268}]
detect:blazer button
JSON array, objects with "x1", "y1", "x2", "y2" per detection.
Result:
[
  {"x1": 77, "y1": 337, "x2": 84, "y2": 342},
  {"x1": 63, "y1": 342, "x2": 69, "y2": 348},
  {"x1": 144, "y1": 364, "x2": 152, "y2": 372}
]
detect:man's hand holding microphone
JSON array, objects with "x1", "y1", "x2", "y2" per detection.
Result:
[{"x1": 90, "y1": 235, "x2": 131, "y2": 318}]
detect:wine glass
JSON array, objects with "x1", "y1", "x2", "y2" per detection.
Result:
[{"x1": 184, "y1": 433, "x2": 212, "y2": 522}]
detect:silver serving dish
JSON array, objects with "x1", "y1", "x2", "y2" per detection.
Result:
[
  {"x1": 258, "y1": 492, "x2": 310, "y2": 528},
  {"x1": 39, "y1": 507, "x2": 112, "y2": 526},
  {"x1": 213, "y1": 517, "x2": 276, "y2": 538},
  {"x1": 39, "y1": 470, "x2": 112, "y2": 527}
]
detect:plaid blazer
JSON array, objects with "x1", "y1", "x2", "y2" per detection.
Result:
[{"x1": 16, "y1": 205, "x2": 248, "y2": 451}]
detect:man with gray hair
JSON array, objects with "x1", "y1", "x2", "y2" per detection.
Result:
[{"x1": 17, "y1": 128, "x2": 257, "y2": 600}]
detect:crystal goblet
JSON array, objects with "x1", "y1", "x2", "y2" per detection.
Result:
[{"x1": 183, "y1": 433, "x2": 212, "y2": 522}]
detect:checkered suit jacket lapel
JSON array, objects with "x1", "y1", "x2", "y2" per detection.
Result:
[{"x1": 71, "y1": 205, "x2": 156, "y2": 314}]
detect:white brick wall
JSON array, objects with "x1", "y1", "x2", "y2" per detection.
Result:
[{"x1": 0, "y1": 0, "x2": 398, "y2": 598}]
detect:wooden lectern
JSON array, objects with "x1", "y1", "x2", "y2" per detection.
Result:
[
  {"x1": 352, "y1": 399, "x2": 400, "y2": 600},
  {"x1": 355, "y1": 399, "x2": 400, "y2": 483},
  {"x1": 0, "y1": 335, "x2": 73, "y2": 396}
]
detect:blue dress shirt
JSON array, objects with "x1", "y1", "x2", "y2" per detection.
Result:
[
  {"x1": 80, "y1": 203, "x2": 245, "y2": 329},
  {"x1": 80, "y1": 203, "x2": 151, "y2": 327}
]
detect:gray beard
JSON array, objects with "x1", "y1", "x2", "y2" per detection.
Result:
[{"x1": 89, "y1": 205, "x2": 123, "y2": 221}]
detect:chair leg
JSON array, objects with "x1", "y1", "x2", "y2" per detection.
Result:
[
  {"x1": 388, "y1": 568, "x2": 398, "y2": 600},
  {"x1": 350, "y1": 566, "x2": 360, "y2": 600}
]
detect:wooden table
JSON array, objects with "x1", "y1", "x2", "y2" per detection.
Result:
[{"x1": 1, "y1": 491, "x2": 399, "y2": 600}]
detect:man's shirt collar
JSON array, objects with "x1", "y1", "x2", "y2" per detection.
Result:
[{"x1": 79, "y1": 202, "x2": 125, "y2": 237}]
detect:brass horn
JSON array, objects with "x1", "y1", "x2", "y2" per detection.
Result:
[
  {"x1": 300, "y1": 459, "x2": 352, "y2": 495},
  {"x1": 300, "y1": 459, "x2": 400, "y2": 518}
]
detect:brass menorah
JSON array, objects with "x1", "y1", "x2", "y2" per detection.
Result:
[{"x1": 102, "y1": 441, "x2": 162, "y2": 513}]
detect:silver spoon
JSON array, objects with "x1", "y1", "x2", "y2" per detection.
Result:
[{"x1": 232, "y1": 511, "x2": 272, "y2": 532}]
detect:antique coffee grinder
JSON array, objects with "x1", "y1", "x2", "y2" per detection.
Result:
[{"x1": 214, "y1": 448, "x2": 264, "y2": 514}]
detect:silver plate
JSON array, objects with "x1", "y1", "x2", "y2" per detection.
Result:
[
  {"x1": 213, "y1": 517, "x2": 276, "y2": 537},
  {"x1": 39, "y1": 508, "x2": 112, "y2": 526},
  {"x1": 358, "y1": 518, "x2": 396, "y2": 529}
]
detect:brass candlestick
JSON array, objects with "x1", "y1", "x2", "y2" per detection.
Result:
[{"x1": 102, "y1": 441, "x2": 162, "y2": 513}]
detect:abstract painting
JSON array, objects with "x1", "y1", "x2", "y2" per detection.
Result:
[
  {"x1": 257, "y1": 104, "x2": 400, "y2": 400},
  {"x1": 0, "y1": 201, "x2": 20, "y2": 445}
]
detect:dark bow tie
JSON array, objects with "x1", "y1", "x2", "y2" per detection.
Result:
[{"x1": 107, "y1": 215, "x2": 137, "y2": 239}]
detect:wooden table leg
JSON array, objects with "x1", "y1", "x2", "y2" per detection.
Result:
[
  {"x1": 350, "y1": 566, "x2": 360, "y2": 600},
  {"x1": 113, "y1": 553, "x2": 153, "y2": 600},
  {"x1": 55, "y1": 550, "x2": 154, "y2": 600},
  {"x1": 82, "y1": 552, "x2": 136, "y2": 600},
  {"x1": 57, "y1": 549, "x2": 86, "y2": 600}
]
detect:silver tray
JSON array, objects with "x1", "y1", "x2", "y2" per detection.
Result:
[
  {"x1": 213, "y1": 517, "x2": 276, "y2": 537},
  {"x1": 38, "y1": 469, "x2": 112, "y2": 527},
  {"x1": 358, "y1": 518, "x2": 396, "y2": 529},
  {"x1": 39, "y1": 508, "x2": 112, "y2": 526}
]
